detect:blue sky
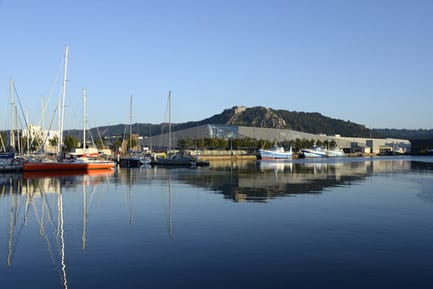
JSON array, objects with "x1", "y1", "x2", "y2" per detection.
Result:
[{"x1": 1, "y1": 0, "x2": 432, "y2": 131}]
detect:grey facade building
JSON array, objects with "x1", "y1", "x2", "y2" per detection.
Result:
[{"x1": 141, "y1": 124, "x2": 411, "y2": 154}]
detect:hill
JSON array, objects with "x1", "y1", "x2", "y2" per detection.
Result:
[
  {"x1": 73, "y1": 106, "x2": 382, "y2": 140},
  {"x1": 373, "y1": 128, "x2": 433, "y2": 140}
]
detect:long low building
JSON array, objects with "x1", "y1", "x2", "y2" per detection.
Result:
[{"x1": 141, "y1": 124, "x2": 411, "y2": 154}]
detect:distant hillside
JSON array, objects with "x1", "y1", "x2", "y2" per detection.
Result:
[
  {"x1": 373, "y1": 129, "x2": 433, "y2": 140},
  {"x1": 183, "y1": 106, "x2": 381, "y2": 138},
  {"x1": 69, "y1": 106, "x2": 382, "y2": 139}
]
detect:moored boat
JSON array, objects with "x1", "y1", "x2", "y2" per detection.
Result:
[
  {"x1": 0, "y1": 158, "x2": 23, "y2": 172},
  {"x1": 154, "y1": 152, "x2": 209, "y2": 167},
  {"x1": 258, "y1": 146, "x2": 292, "y2": 160},
  {"x1": 301, "y1": 147, "x2": 327, "y2": 158},
  {"x1": 119, "y1": 153, "x2": 152, "y2": 167},
  {"x1": 153, "y1": 91, "x2": 209, "y2": 167},
  {"x1": 23, "y1": 158, "x2": 115, "y2": 172},
  {"x1": 326, "y1": 148, "x2": 345, "y2": 157},
  {"x1": 23, "y1": 168, "x2": 114, "y2": 179},
  {"x1": 22, "y1": 47, "x2": 116, "y2": 173}
]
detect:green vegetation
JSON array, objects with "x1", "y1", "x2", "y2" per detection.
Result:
[
  {"x1": 125, "y1": 135, "x2": 137, "y2": 151},
  {"x1": 373, "y1": 128, "x2": 433, "y2": 140},
  {"x1": 94, "y1": 138, "x2": 105, "y2": 150},
  {"x1": 177, "y1": 137, "x2": 338, "y2": 151},
  {"x1": 48, "y1": 136, "x2": 58, "y2": 147},
  {"x1": 64, "y1": 135, "x2": 80, "y2": 152}
]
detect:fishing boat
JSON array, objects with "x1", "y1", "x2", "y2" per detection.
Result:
[
  {"x1": 22, "y1": 47, "x2": 115, "y2": 172},
  {"x1": 301, "y1": 147, "x2": 328, "y2": 158},
  {"x1": 326, "y1": 148, "x2": 345, "y2": 157},
  {"x1": 258, "y1": 146, "x2": 292, "y2": 160}
]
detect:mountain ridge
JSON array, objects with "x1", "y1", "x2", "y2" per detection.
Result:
[{"x1": 72, "y1": 106, "x2": 385, "y2": 139}]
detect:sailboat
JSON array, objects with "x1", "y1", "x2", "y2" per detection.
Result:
[
  {"x1": 118, "y1": 95, "x2": 151, "y2": 167},
  {"x1": 154, "y1": 91, "x2": 209, "y2": 167},
  {"x1": 22, "y1": 46, "x2": 115, "y2": 172}
]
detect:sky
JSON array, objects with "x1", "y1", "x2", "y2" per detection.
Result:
[{"x1": 1, "y1": 0, "x2": 432, "y2": 131}]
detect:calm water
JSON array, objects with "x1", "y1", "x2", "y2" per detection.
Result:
[{"x1": 1, "y1": 156, "x2": 433, "y2": 289}]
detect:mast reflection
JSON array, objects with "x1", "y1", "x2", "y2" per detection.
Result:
[{"x1": 1, "y1": 170, "x2": 113, "y2": 288}]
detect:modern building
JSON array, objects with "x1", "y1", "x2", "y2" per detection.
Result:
[
  {"x1": 141, "y1": 124, "x2": 411, "y2": 154},
  {"x1": 20, "y1": 125, "x2": 60, "y2": 153}
]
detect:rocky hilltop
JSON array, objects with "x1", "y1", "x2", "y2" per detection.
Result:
[{"x1": 76, "y1": 106, "x2": 382, "y2": 139}]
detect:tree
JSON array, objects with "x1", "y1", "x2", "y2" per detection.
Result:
[
  {"x1": 49, "y1": 136, "x2": 58, "y2": 147},
  {"x1": 177, "y1": 138, "x2": 188, "y2": 150},
  {"x1": 125, "y1": 135, "x2": 137, "y2": 151},
  {"x1": 329, "y1": 140, "x2": 337, "y2": 148},
  {"x1": 64, "y1": 135, "x2": 80, "y2": 152},
  {"x1": 113, "y1": 138, "x2": 123, "y2": 152},
  {"x1": 195, "y1": 138, "x2": 205, "y2": 149},
  {"x1": 31, "y1": 136, "x2": 43, "y2": 152},
  {"x1": 323, "y1": 140, "x2": 329, "y2": 149},
  {"x1": 94, "y1": 138, "x2": 105, "y2": 150}
]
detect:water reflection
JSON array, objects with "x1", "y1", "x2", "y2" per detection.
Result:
[
  {"x1": 0, "y1": 158, "x2": 429, "y2": 257},
  {"x1": 140, "y1": 158, "x2": 413, "y2": 202},
  {"x1": 0, "y1": 170, "x2": 113, "y2": 289},
  {"x1": 1, "y1": 157, "x2": 433, "y2": 289}
]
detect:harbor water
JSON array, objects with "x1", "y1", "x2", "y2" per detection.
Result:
[{"x1": 1, "y1": 156, "x2": 433, "y2": 289}]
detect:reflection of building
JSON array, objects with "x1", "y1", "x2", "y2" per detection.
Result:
[
  {"x1": 148, "y1": 159, "x2": 413, "y2": 203},
  {"x1": 141, "y1": 124, "x2": 411, "y2": 154}
]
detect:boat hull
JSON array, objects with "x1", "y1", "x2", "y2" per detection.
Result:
[
  {"x1": 23, "y1": 161, "x2": 115, "y2": 172},
  {"x1": 154, "y1": 158, "x2": 195, "y2": 166},
  {"x1": 23, "y1": 169, "x2": 114, "y2": 178},
  {"x1": 326, "y1": 150, "x2": 345, "y2": 157},
  {"x1": 119, "y1": 158, "x2": 143, "y2": 168},
  {"x1": 258, "y1": 149, "x2": 292, "y2": 160},
  {"x1": 301, "y1": 149, "x2": 327, "y2": 158}
]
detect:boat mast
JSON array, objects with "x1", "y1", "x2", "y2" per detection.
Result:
[
  {"x1": 82, "y1": 89, "x2": 87, "y2": 152},
  {"x1": 168, "y1": 91, "x2": 171, "y2": 153},
  {"x1": 129, "y1": 94, "x2": 132, "y2": 151},
  {"x1": 41, "y1": 96, "x2": 45, "y2": 134},
  {"x1": 10, "y1": 79, "x2": 15, "y2": 150},
  {"x1": 25, "y1": 107, "x2": 29, "y2": 155},
  {"x1": 58, "y1": 99, "x2": 61, "y2": 155},
  {"x1": 59, "y1": 45, "x2": 69, "y2": 159}
]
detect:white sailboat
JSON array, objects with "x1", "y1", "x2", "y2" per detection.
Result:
[
  {"x1": 23, "y1": 46, "x2": 115, "y2": 172},
  {"x1": 155, "y1": 91, "x2": 209, "y2": 166},
  {"x1": 119, "y1": 94, "x2": 151, "y2": 167}
]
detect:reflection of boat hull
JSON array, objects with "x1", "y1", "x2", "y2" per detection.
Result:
[
  {"x1": 258, "y1": 148, "x2": 292, "y2": 160},
  {"x1": 23, "y1": 161, "x2": 115, "y2": 172},
  {"x1": 257, "y1": 160, "x2": 292, "y2": 172}
]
